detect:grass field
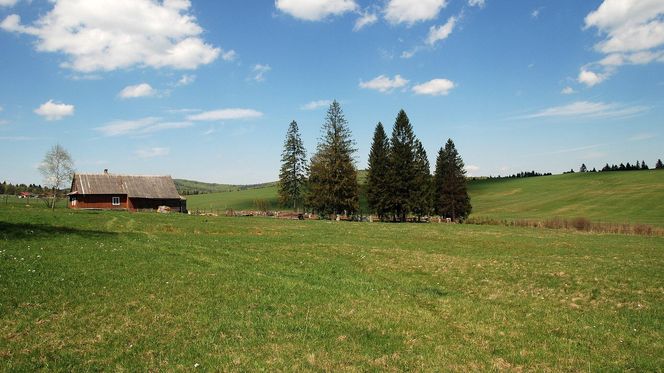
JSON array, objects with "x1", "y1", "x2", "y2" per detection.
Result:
[
  {"x1": 186, "y1": 171, "x2": 664, "y2": 226},
  {"x1": 469, "y1": 171, "x2": 664, "y2": 226},
  {"x1": 1, "y1": 205, "x2": 663, "y2": 370}
]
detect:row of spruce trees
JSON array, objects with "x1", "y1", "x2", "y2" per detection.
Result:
[{"x1": 278, "y1": 100, "x2": 471, "y2": 222}]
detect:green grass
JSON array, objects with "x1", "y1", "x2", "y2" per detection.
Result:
[
  {"x1": 1, "y1": 206, "x2": 663, "y2": 370},
  {"x1": 186, "y1": 185, "x2": 280, "y2": 211},
  {"x1": 468, "y1": 171, "x2": 664, "y2": 226}
]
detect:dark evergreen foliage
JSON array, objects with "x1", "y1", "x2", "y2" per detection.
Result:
[
  {"x1": 580, "y1": 163, "x2": 587, "y2": 173},
  {"x1": 656, "y1": 159, "x2": 664, "y2": 169},
  {"x1": 278, "y1": 120, "x2": 307, "y2": 210},
  {"x1": 411, "y1": 140, "x2": 432, "y2": 220},
  {"x1": 387, "y1": 110, "x2": 418, "y2": 222},
  {"x1": 433, "y1": 139, "x2": 471, "y2": 221},
  {"x1": 306, "y1": 101, "x2": 359, "y2": 216},
  {"x1": 366, "y1": 122, "x2": 391, "y2": 219}
]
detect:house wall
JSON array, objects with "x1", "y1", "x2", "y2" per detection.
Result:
[{"x1": 69, "y1": 194, "x2": 128, "y2": 210}]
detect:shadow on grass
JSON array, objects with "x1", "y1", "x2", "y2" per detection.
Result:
[{"x1": 0, "y1": 221, "x2": 117, "y2": 240}]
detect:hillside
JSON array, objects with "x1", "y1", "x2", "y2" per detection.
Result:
[
  {"x1": 468, "y1": 171, "x2": 664, "y2": 225},
  {"x1": 185, "y1": 170, "x2": 664, "y2": 226},
  {"x1": 174, "y1": 179, "x2": 276, "y2": 195}
]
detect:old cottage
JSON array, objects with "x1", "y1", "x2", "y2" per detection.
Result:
[{"x1": 68, "y1": 171, "x2": 186, "y2": 212}]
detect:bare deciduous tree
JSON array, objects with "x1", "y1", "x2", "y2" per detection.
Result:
[{"x1": 38, "y1": 144, "x2": 75, "y2": 210}]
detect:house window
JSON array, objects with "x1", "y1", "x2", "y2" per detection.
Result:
[
  {"x1": 112, "y1": 196, "x2": 120, "y2": 206},
  {"x1": 70, "y1": 196, "x2": 77, "y2": 206}
]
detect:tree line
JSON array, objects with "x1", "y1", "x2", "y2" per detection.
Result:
[
  {"x1": 0, "y1": 182, "x2": 48, "y2": 196},
  {"x1": 278, "y1": 101, "x2": 471, "y2": 222}
]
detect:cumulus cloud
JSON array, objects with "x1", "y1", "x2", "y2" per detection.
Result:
[
  {"x1": 187, "y1": 109, "x2": 263, "y2": 121},
  {"x1": 301, "y1": 100, "x2": 332, "y2": 110},
  {"x1": 276, "y1": 0, "x2": 358, "y2": 21},
  {"x1": 384, "y1": 0, "x2": 447, "y2": 25},
  {"x1": 34, "y1": 100, "x2": 75, "y2": 120},
  {"x1": 561, "y1": 86, "x2": 575, "y2": 95},
  {"x1": 412, "y1": 79, "x2": 455, "y2": 96},
  {"x1": 520, "y1": 101, "x2": 649, "y2": 120},
  {"x1": 359, "y1": 75, "x2": 409, "y2": 93},
  {"x1": 251, "y1": 64, "x2": 271, "y2": 82},
  {"x1": 135, "y1": 147, "x2": 169, "y2": 158},
  {"x1": 95, "y1": 117, "x2": 192, "y2": 136},
  {"x1": 427, "y1": 16, "x2": 456, "y2": 46},
  {"x1": 0, "y1": 0, "x2": 18, "y2": 7},
  {"x1": 0, "y1": 0, "x2": 224, "y2": 72},
  {"x1": 578, "y1": 0, "x2": 664, "y2": 86},
  {"x1": 578, "y1": 69, "x2": 608, "y2": 87},
  {"x1": 119, "y1": 83, "x2": 156, "y2": 99},
  {"x1": 354, "y1": 11, "x2": 378, "y2": 31}
]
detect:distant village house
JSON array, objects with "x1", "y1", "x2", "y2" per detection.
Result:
[{"x1": 68, "y1": 170, "x2": 186, "y2": 212}]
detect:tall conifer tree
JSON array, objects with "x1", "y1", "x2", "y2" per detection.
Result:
[
  {"x1": 411, "y1": 139, "x2": 432, "y2": 220},
  {"x1": 278, "y1": 120, "x2": 307, "y2": 210},
  {"x1": 306, "y1": 101, "x2": 359, "y2": 216},
  {"x1": 366, "y1": 122, "x2": 391, "y2": 220},
  {"x1": 388, "y1": 110, "x2": 417, "y2": 221},
  {"x1": 433, "y1": 139, "x2": 471, "y2": 221},
  {"x1": 656, "y1": 159, "x2": 664, "y2": 169}
]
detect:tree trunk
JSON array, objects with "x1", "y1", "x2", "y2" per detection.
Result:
[{"x1": 51, "y1": 187, "x2": 56, "y2": 211}]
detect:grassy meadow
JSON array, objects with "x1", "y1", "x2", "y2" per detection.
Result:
[
  {"x1": 1, "y1": 204, "x2": 664, "y2": 370},
  {"x1": 469, "y1": 171, "x2": 664, "y2": 226}
]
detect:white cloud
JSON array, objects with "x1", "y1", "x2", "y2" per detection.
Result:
[
  {"x1": 187, "y1": 109, "x2": 263, "y2": 121},
  {"x1": 468, "y1": 0, "x2": 485, "y2": 8},
  {"x1": 578, "y1": 69, "x2": 608, "y2": 87},
  {"x1": 384, "y1": 0, "x2": 447, "y2": 25},
  {"x1": 95, "y1": 117, "x2": 192, "y2": 136},
  {"x1": 34, "y1": 100, "x2": 75, "y2": 120},
  {"x1": 520, "y1": 101, "x2": 649, "y2": 120},
  {"x1": 0, "y1": 105, "x2": 3, "y2": 112},
  {"x1": 221, "y1": 50, "x2": 238, "y2": 61},
  {"x1": 135, "y1": 147, "x2": 170, "y2": 159},
  {"x1": 0, "y1": 119, "x2": 9, "y2": 126},
  {"x1": 0, "y1": 0, "x2": 224, "y2": 72},
  {"x1": 578, "y1": 0, "x2": 664, "y2": 86},
  {"x1": 359, "y1": 74, "x2": 409, "y2": 93},
  {"x1": 276, "y1": 0, "x2": 358, "y2": 21},
  {"x1": 119, "y1": 83, "x2": 156, "y2": 99},
  {"x1": 251, "y1": 64, "x2": 271, "y2": 82},
  {"x1": 561, "y1": 86, "x2": 575, "y2": 95},
  {"x1": 427, "y1": 16, "x2": 456, "y2": 46},
  {"x1": 354, "y1": 11, "x2": 378, "y2": 31},
  {"x1": 465, "y1": 164, "x2": 480, "y2": 175},
  {"x1": 176, "y1": 74, "x2": 196, "y2": 86},
  {"x1": 0, "y1": 0, "x2": 18, "y2": 7},
  {"x1": 412, "y1": 78, "x2": 455, "y2": 96},
  {"x1": 301, "y1": 100, "x2": 332, "y2": 110}
]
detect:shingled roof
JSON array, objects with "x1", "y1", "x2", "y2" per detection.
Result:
[{"x1": 70, "y1": 173, "x2": 183, "y2": 199}]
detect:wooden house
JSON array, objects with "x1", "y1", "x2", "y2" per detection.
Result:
[{"x1": 68, "y1": 171, "x2": 186, "y2": 212}]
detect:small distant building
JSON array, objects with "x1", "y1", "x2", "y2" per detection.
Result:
[{"x1": 68, "y1": 170, "x2": 186, "y2": 212}]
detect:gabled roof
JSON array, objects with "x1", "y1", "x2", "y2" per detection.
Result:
[{"x1": 70, "y1": 173, "x2": 183, "y2": 199}]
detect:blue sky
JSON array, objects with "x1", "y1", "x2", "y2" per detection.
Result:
[{"x1": 0, "y1": 0, "x2": 662, "y2": 184}]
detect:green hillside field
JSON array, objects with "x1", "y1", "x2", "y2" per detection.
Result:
[
  {"x1": 186, "y1": 170, "x2": 664, "y2": 226},
  {"x1": 1, "y1": 205, "x2": 663, "y2": 370},
  {"x1": 469, "y1": 171, "x2": 664, "y2": 226}
]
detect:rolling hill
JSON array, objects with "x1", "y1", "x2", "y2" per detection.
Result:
[{"x1": 184, "y1": 170, "x2": 664, "y2": 226}]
